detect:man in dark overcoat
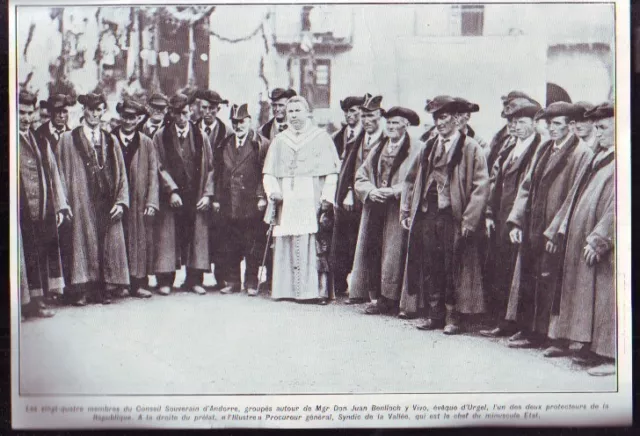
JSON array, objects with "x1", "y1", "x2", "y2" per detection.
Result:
[
  {"x1": 141, "y1": 93, "x2": 169, "y2": 139},
  {"x1": 453, "y1": 97, "x2": 488, "y2": 151},
  {"x1": 152, "y1": 93, "x2": 214, "y2": 296},
  {"x1": 259, "y1": 88, "x2": 297, "y2": 140},
  {"x1": 343, "y1": 94, "x2": 387, "y2": 304},
  {"x1": 18, "y1": 90, "x2": 72, "y2": 318},
  {"x1": 56, "y1": 91, "x2": 130, "y2": 305},
  {"x1": 195, "y1": 89, "x2": 232, "y2": 289},
  {"x1": 503, "y1": 102, "x2": 593, "y2": 349},
  {"x1": 212, "y1": 104, "x2": 269, "y2": 295},
  {"x1": 35, "y1": 93, "x2": 76, "y2": 154},
  {"x1": 400, "y1": 96, "x2": 489, "y2": 335},
  {"x1": 479, "y1": 98, "x2": 542, "y2": 336},
  {"x1": 543, "y1": 102, "x2": 615, "y2": 375},
  {"x1": 330, "y1": 95, "x2": 366, "y2": 296},
  {"x1": 349, "y1": 107, "x2": 421, "y2": 315},
  {"x1": 112, "y1": 99, "x2": 159, "y2": 298}
]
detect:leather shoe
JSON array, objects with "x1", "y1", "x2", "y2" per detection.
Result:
[
  {"x1": 586, "y1": 363, "x2": 615, "y2": 377},
  {"x1": 34, "y1": 307, "x2": 56, "y2": 318},
  {"x1": 417, "y1": 318, "x2": 444, "y2": 331},
  {"x1": 247, "y1": 287, "x2": 259, "y2": 297},
  {"x1": 73, "y1": 294, "x2": 88, "y2": 306},
  {"x1": 543, "y1": 345, "x2": 569, "y2": 358},
  {"x1": 132, "y1": 288, "x2": 153, "y2": 298},
  {"x1": 220, "y1": 283, "x2": 240, "y2": 294},
  {"x1": 364, "y1": 303, "x2": 384, "y2": 315},
  {"x1": 191, "y1": 285, "x2": 207, "y2": 295},
  {"x1": 157, "y1": 286, "x2": 171, "y2": 296},
  {"x1": 443, "y1": 324, "x2": 461, "y2": 335},
  {"x1": 479, "y1": 327, "x2": 511, "y2": 338},
  {"x1": 114, "y1": 288, "x2": 129, "y2": 298},
  {"x1": 398, "y1": 311, "x2": 415, "y2": 320},
  {"x1": 345, "y1": 298, "x2": 365, "y2": 305},
  {"x1": 211, "y1": 281, "x2": 226, "y2": 291},
  {"x1": 508, "y1": 331, "x2": 526, "y2": 342},
  {"x1": 508, "y1": 338, "x2": 541, "y2": 349},
  {"x1": 101, "y1": 293, "x2": 112, "y2": 305},
  {"x1": 317, "y1": 298, "x2": 329, "y2": 306}
]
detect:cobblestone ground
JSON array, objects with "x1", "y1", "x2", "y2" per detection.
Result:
[{"x1": 19, "y1": 270, "x2": 615, "y2": 395}]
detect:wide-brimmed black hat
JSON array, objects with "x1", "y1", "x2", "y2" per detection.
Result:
[
  {"x1": 534, "y1": 102, "x2": 581, "y2": 121},
  {"x1": 384, "y1": 106, "x2": 420, "y2": 126},
  {"x1": 229, "y1": 103, "x2": 251, "y2": 121},
  {"x1": 269, "y1": 88, "x2": 297, "y2": 101},
  {"x1": 573, "y1": 101, "x2": 596, "y2": 121},
  {"x1": 425, "y1": 95, "x2": 459, "y2": 115},
  {"x1": 501, "y1": 97, "x2": 541, "y2": 119},
  {"x1": 583, "y1": 102, "x2": 614, "y2": 120},
  {"x1": 198, "y1": 89, "x2": 229, "y2": 105},
  {"x1": 168, "y1": 93, "x2": 191, "y2": 112},
  {"x1": 19, "y1": 89, "x2": 37, "y2": 106},
  {"x1": 454, "y1": 97, "x2": 480, "y2": 113},
  {"x1": 148, "y1": 93, "x2": 169, "y2": 109},
  {"x1": 361, "y1": 93, "x2": 384, "y2": 113},
  {"x1": 78, "y1": 92, "x2": 107, "y2": 109},
  {"x1": 340, "y1": 96, "x2": 366, "y2": 112},
  {"x1": 40, "y1": 93, "x2": 76, "y2": 111},
  {"x1": 116, "y1": 99, "x2": 147, "y2": 117}
]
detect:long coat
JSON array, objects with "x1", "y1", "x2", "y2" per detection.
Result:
[
  {"x1": 215, "y1": 129, "x2": 269, "y2": 220},
  {"x1": 505, "y1": 135, "x2": 593, "y2": 325},
  {"x1": 56, "y1": 127, "x2": 130, "y2": 286},
  {"x1": 486, "y1": 124, "x2": 511, "y2": 170},
  {"x1": 112, "y1": 128, "x2": 160, "y2": 278},
  {"x1": 349, "y1": 135, "x2": 419, "y2": 301},
  {"x1": 401, "y1": 133, "x2": 490, "y2": 314},
  {"x1": 258, "y1": 118, "x2": 276, "y2": 140},
  {"x1": 544, "y1": 148, "x2": 615, "y2": 358},
  {"x1": 35, "y1": 121, "x2": 71, "y2": 154},
  {"x1": 152, "y1": 123, "x2": 214, "y2": 273}
]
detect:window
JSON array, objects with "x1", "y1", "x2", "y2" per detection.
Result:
[
  {"x1": 452, "y1": 4, "x2": 484, "y2": 36},
  {"x1": 300, "y1": 58, "x2": 331, "y2": 109}
]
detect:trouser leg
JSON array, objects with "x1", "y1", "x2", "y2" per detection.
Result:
[
  {"x1": 156, "y1": 272, "x2": 176, "y2": 287},
  {"x1": 184, "y1": 268, "x2": 204, "y2": 287}
]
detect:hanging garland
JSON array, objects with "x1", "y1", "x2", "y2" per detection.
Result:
[{"x1": 209, "y1": 12, "x2": 270, "y2": 44}]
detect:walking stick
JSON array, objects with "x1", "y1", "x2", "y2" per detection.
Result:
[{"x1": 257, "y1": 200, "x2": 276, "y2": 294}]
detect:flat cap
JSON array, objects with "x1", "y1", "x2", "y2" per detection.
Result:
[
  {"x1": 534, "y1": 102, "x2": 581, "y2": 121},
  {"x1": 501, "y1": 97, "x2": 541, "y2": 119},
  {"x1": 148, "y1": 93, "x2": 169, "y2": 109},
  {"x1": 384, "y1": 106, "x2": 420, "y2": 126},
  {"x1": 168, "y1": 93, "x2": 191, "y2": 111},
  {"x1": 583, "y1": 101, "x2": 614, "y2": 120},
  {"x1": 19, "y1": 89, "x2": 37, "y2": 106},
  {"x1": 425, "y1": 95, "x2": 459, "y2": 115},
  {"x1": 340, "y1": 95, "x2": 366, "y2": 112},
  {"x1": 361, "y1": 93, "x2": 384, "y2": 112},
  {"x1": 40, "y1": 93, "x2": 76, "y2": 111},
  {"x1": 78, "y1": 92, "x2": 107, "y2": 109},
  {"x1": 198, "y1": 89, "x2": 228, "y2": 105},
  {"x1": 229, "y1": 103, "x2": 251, "y2": 121},
  {"x1": 269, "y1": 88, "x2": 297, "y2": 101},
  {"x1": 116, "y1": 99, "x2": 147, "y2": 117},
  {"x1": 573, "y1": 101, "x2": 596, "y2": 121},
  {"x1": 454, "y1": 97, "x2": 480, "y2": 113}
]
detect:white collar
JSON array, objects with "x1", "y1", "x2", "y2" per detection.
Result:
[
  {"x1": 235, "y1": 133, "x2": 247, "y2": 148},
  {"x1": 82, "y1": 123, "x2": 101, "y2": 142},
  {"x1": 347, "y1": 123, "x2": 362, "y2": 137},
  {"x1": 201, "y1": 118, "x2": 217, "y2": 131},
  {"x1": 175, "y1": 123, "x2": 190, "y2": 137},
  {"x1": 553, "y1": 133, "x2": 572, "y2": 150},
  {"x1": 120, "y1": 130, "x2": 135, "y2": 144},
  {"x1": 511, "y1": 133, "x2": 536, "y2": 160},
  {"x1": 438, "y1": 130, "x2": 459, "y2": 153},
  {"x1": 388, "y1": 133, "x2": 406, "y2": 151},
  {"x1": 364, "y1": 126, "x2": 383, "y2": 145},
  {"x1": 49, "y1": 121, "x2": 65, "y2": 136}
]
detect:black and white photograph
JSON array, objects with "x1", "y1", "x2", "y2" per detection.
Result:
[{"x1": 9, "y1": 0, "x2": 631, "y2": 429}]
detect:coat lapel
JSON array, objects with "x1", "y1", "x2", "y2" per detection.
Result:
[
  {"x1": 386, "y1": 134, "x2": 411, "y2": 184},
  {"x1": 229, "y1": 130, "x2": 259, "y2": 176},
  {"x1": 504, "y1": 134, "x2": 541, "y2": 177},
  {"x1": 540, "y1": 134, "x2": 580, "y2": 182}
]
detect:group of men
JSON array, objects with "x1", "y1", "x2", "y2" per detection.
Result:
[{"x1": 18, "y1": 81, "x2": 615, "y2": 377}]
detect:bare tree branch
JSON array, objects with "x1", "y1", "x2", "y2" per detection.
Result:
[{"x1": 22, "y1": 23, "x2": 36, "y2": 60}]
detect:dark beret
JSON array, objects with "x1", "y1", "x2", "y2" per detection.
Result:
[
  {"x1": 340, "y1": 96, "x2": 366, "y2": 112},
  {"x1": 197, "y1": 89, "x2": 229, "y2": 105},
  {"x1": 168, "y1": 93, "x2": 191, "y2": 111},
  {"x1": 425, "y1": 95, "x2": 459, "y2": 115},
  {"x1": 384, "y1": 106, "x2": 420, "y2": 126},
  {"x1": 269, "y1": 88, "x2": 297, "y2": 101},
  {"x1": 361, "y1": 93, "x2": 384, "y2": 113},
  {"x1": 229, "y1": 103, "x2": 251, "y2": 121},
  {"x1": 501, "y1": 90, "x2": 533, "y2": 106},
  {"x1": 501, "y1": 98, "x2": 541, "y2": 119},
  {"x1": 583, "y1": 101, "x2": 614, "y2": 120},
  {"x1": 19, "y1": 89, "x2": 37, "y2": 106},
  {"x1": 573, "y1": 101, "x2": 596, "y2": 121},
  {"x1": 116, "y1": 99, "x2": 147, "y2": 117},
  {"x1": 78, "y1": 92, "x2": 107, "y2": 109},
  {"x1": 40, "y1": 93, "x2": 76, "y2": 111},
  {"x1": 148, "y1": 93, "x2": 169, "y2": 109},
  {"x1": 454, "y1": 97, "x2": 480, "y2": 113},
  {"x1": 534, "y1": 102, "x2": 581, "y2": 121}
]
